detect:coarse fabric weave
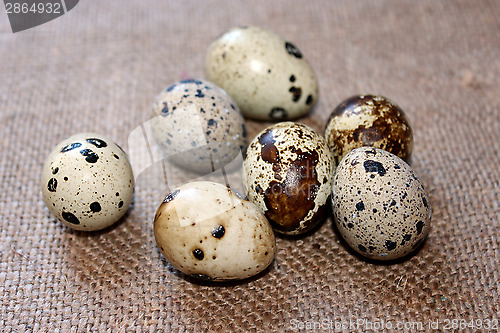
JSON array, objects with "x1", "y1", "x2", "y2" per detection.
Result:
[{"x1": 1, "y1": 1, "x2": 499, "y2": 332}]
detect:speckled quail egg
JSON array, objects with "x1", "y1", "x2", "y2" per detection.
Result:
[
  {"x1": 325, "y1": 95, "x2": 413, "y2": 165},
  {"x1": 154, "y1": 181, "x2": 276, "y2": 281},
  {"x1": 151, "y1": 79, "x2": 247, "y2": 174},
  {"x1": 243, "y1": 122, "x2": 335, "y2": 235},
  {"x1": 41, "y1": 133, "x2": 134, "y2": 231},
  {"x1": 332, "y1": 147, "x2": 431, "y2": 260},
  {"x1": 205, "y1": 26, "x2": 319, "y2": 121}
]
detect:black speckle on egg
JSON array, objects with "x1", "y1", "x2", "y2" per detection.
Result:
[
  {"x1": 195, "y1": 89, "x2": 205, "y2": 98},
  {"x1": 211, "y1": 225, "x2": 225, "y2": 239},
  {"x1": 118, "y1": 201, "x2": 124, "y2": 208},
  {"x1": 401, "y1": 234, "x2": 412, "y2": 245},
  {"x1": 390, "y1": 199, "x2": 397, "y2": 207},
  {"x1": 161, "y1": 102, "x2": 169, "y2": 116},
  {"x1": 363, "y1": 160, "x2": 386, "y2": 176},
  {"x1": 193, "y1": 249, "x2": 204, "y2": 260},
  {"x1": 347, "y1": 223, "x2": 354, "y2": 229},
  {"x1": 86, "y1": 138, "x2": 107, "y2": 148},
  {"x1": 356, "y1": 201, "x2": 365, "y2": 211},
  {"x1": 422, "y1": 196, "x2": 428, "y2": 208},
  {"x1": 285, "y1": 41, "x2": 303, "y2": 58},
  {"x1": 47, "y1": 178, "x2": 57, "y2": 192},
  {"x1": 306, "y1": 94, "x2": 313, "y2": 105},
  {"x1": 385, "y1": 240, "x2": 397, "y2": 251},
  {"x1": 207, "y1": 119, "x2": 217, "y2": 126},
  {"x1": 358, "y1": 244, "x2": 367, "y2": 252},
  {"x1": 90, "y1": 202, "x2": 101, "y2": 212},
  {"x1": 269, "y1": 107, "x2": 288, "y2": 120},
  {"x1": 52, "y1": 167, "x2": 59, "y2": 175},
  {"x1": 163, "y1": 189, "x2": 180, "y2": 203},
  {"x1": 365, "y1": 148, "x2": 377, "y2": 156},
  {"x1": 255, "y1": 184, "x2": 264, "y2": 195},
  {"x1": 289, "y1": 75, "x2": 296, "y2": 82},
  {"x1": 242, "y1": 124, "x2": 247, "y2": 138},
  {"x1": 61, "y1": 142, "x2": 82, "y2": 153},
  {"x1": 289, "y1": 86, "x2": 302, "y2": 102},
  {"x1": 416, "y1": 221, "x2": 424, "y2": 235},
  {"x1": 62, "y1": 212, "x2": 80, "y2": 225},
  {"x1": 80, "y1": 149, "x2": 99, "y2": 163},
  {"x1": 113, "y1": 154, "x2": 119, "y2": 159}
]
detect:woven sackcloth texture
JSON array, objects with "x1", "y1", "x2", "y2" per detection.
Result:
[{"x1": 1, "y1": 0, "x2": 499, "y2": 332}]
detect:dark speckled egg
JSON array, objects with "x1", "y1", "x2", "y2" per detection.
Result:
[
  {"x1": 325, "y1": 95, "x2": 413, "y2": 165},
  {"x1": 243, "y1": 122, "x2": 335, "y2": 235},
  {"x1": 332, "y1": 147, "x2": 431, "y2": 260}
]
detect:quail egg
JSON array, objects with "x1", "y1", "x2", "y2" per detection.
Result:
[
  {"x1": 243, "y1": 122, "x2": 335, "y2": 235},
  {"x1": 205, "y1": 26, "x2": 318, "y2": 121},
  {"x1": 154, "y1": 181, "x2": 276, "y2": 281},
  {"x1": 41, "y1": 133, "x2": 134, "y2": 231},
  {"x1": 151, "y1": 79, "x2": 247, "y2": 174},
  {"x1": 325, "y1": 95, "x2": 413, "y2": 165},
  {"x1": 332, "y1": 147, "x2": 431, "y2": 260}
]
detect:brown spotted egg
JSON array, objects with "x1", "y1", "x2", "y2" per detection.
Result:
[
  {"x1": 205, "y1": 26, "x2": 318, "y2": 121},
  {"x1": 41, "y1": 133, "x2": 134, "y2": 231},
  {"x1": 243, "y1": 122, "x2": 335, "y2": 235},
  {"x1": 325, "y1": 95, "x2": 413, "y2": 165},
  {"x1": 154, "y1": 181, "x2": 276, "y2": 281},
  {"x1": 151, "y1": 79, "x2": 247, "y2": 174},
  {"x1": 332, "y1": 147, "x2": 431, "y2": 260}
]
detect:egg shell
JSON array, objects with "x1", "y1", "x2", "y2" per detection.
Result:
[
  {"x1": 154, "y1": 181, "x2": 276, "y2": 281},
  {"x1": 41, "y1": 133, "x2": 134, "y2": 231},
  {"x1": 243, "y1": 122, "x2": 335, "y2": 235},
  {"x1": 325, "y1": 95, "x2": 413, "y2": 165},
  {"x1": 205, "y1": 26, "x2": 319, "y2": 121},
  {"x1": 332, "y1": 147, "x2": 431, "y2": 260},
  {"x1": 151, "y1": 79, "x2": 247, "y2": 174}
]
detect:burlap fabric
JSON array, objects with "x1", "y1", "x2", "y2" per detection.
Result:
[{"x1": 1, "y1": 1, "x2": 499, "y2": 332}]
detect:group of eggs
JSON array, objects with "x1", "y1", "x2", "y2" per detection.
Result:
[{"x1": 41, "y1": 26, "x2": 431, "y2": 281}]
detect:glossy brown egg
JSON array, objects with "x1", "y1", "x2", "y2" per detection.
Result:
[
  {"x1": 243, "y1": 122, "x2": 335, "y2": 235},
  {"x1": 325, "y1": 95, "x2": 413, "y2": 165}
]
